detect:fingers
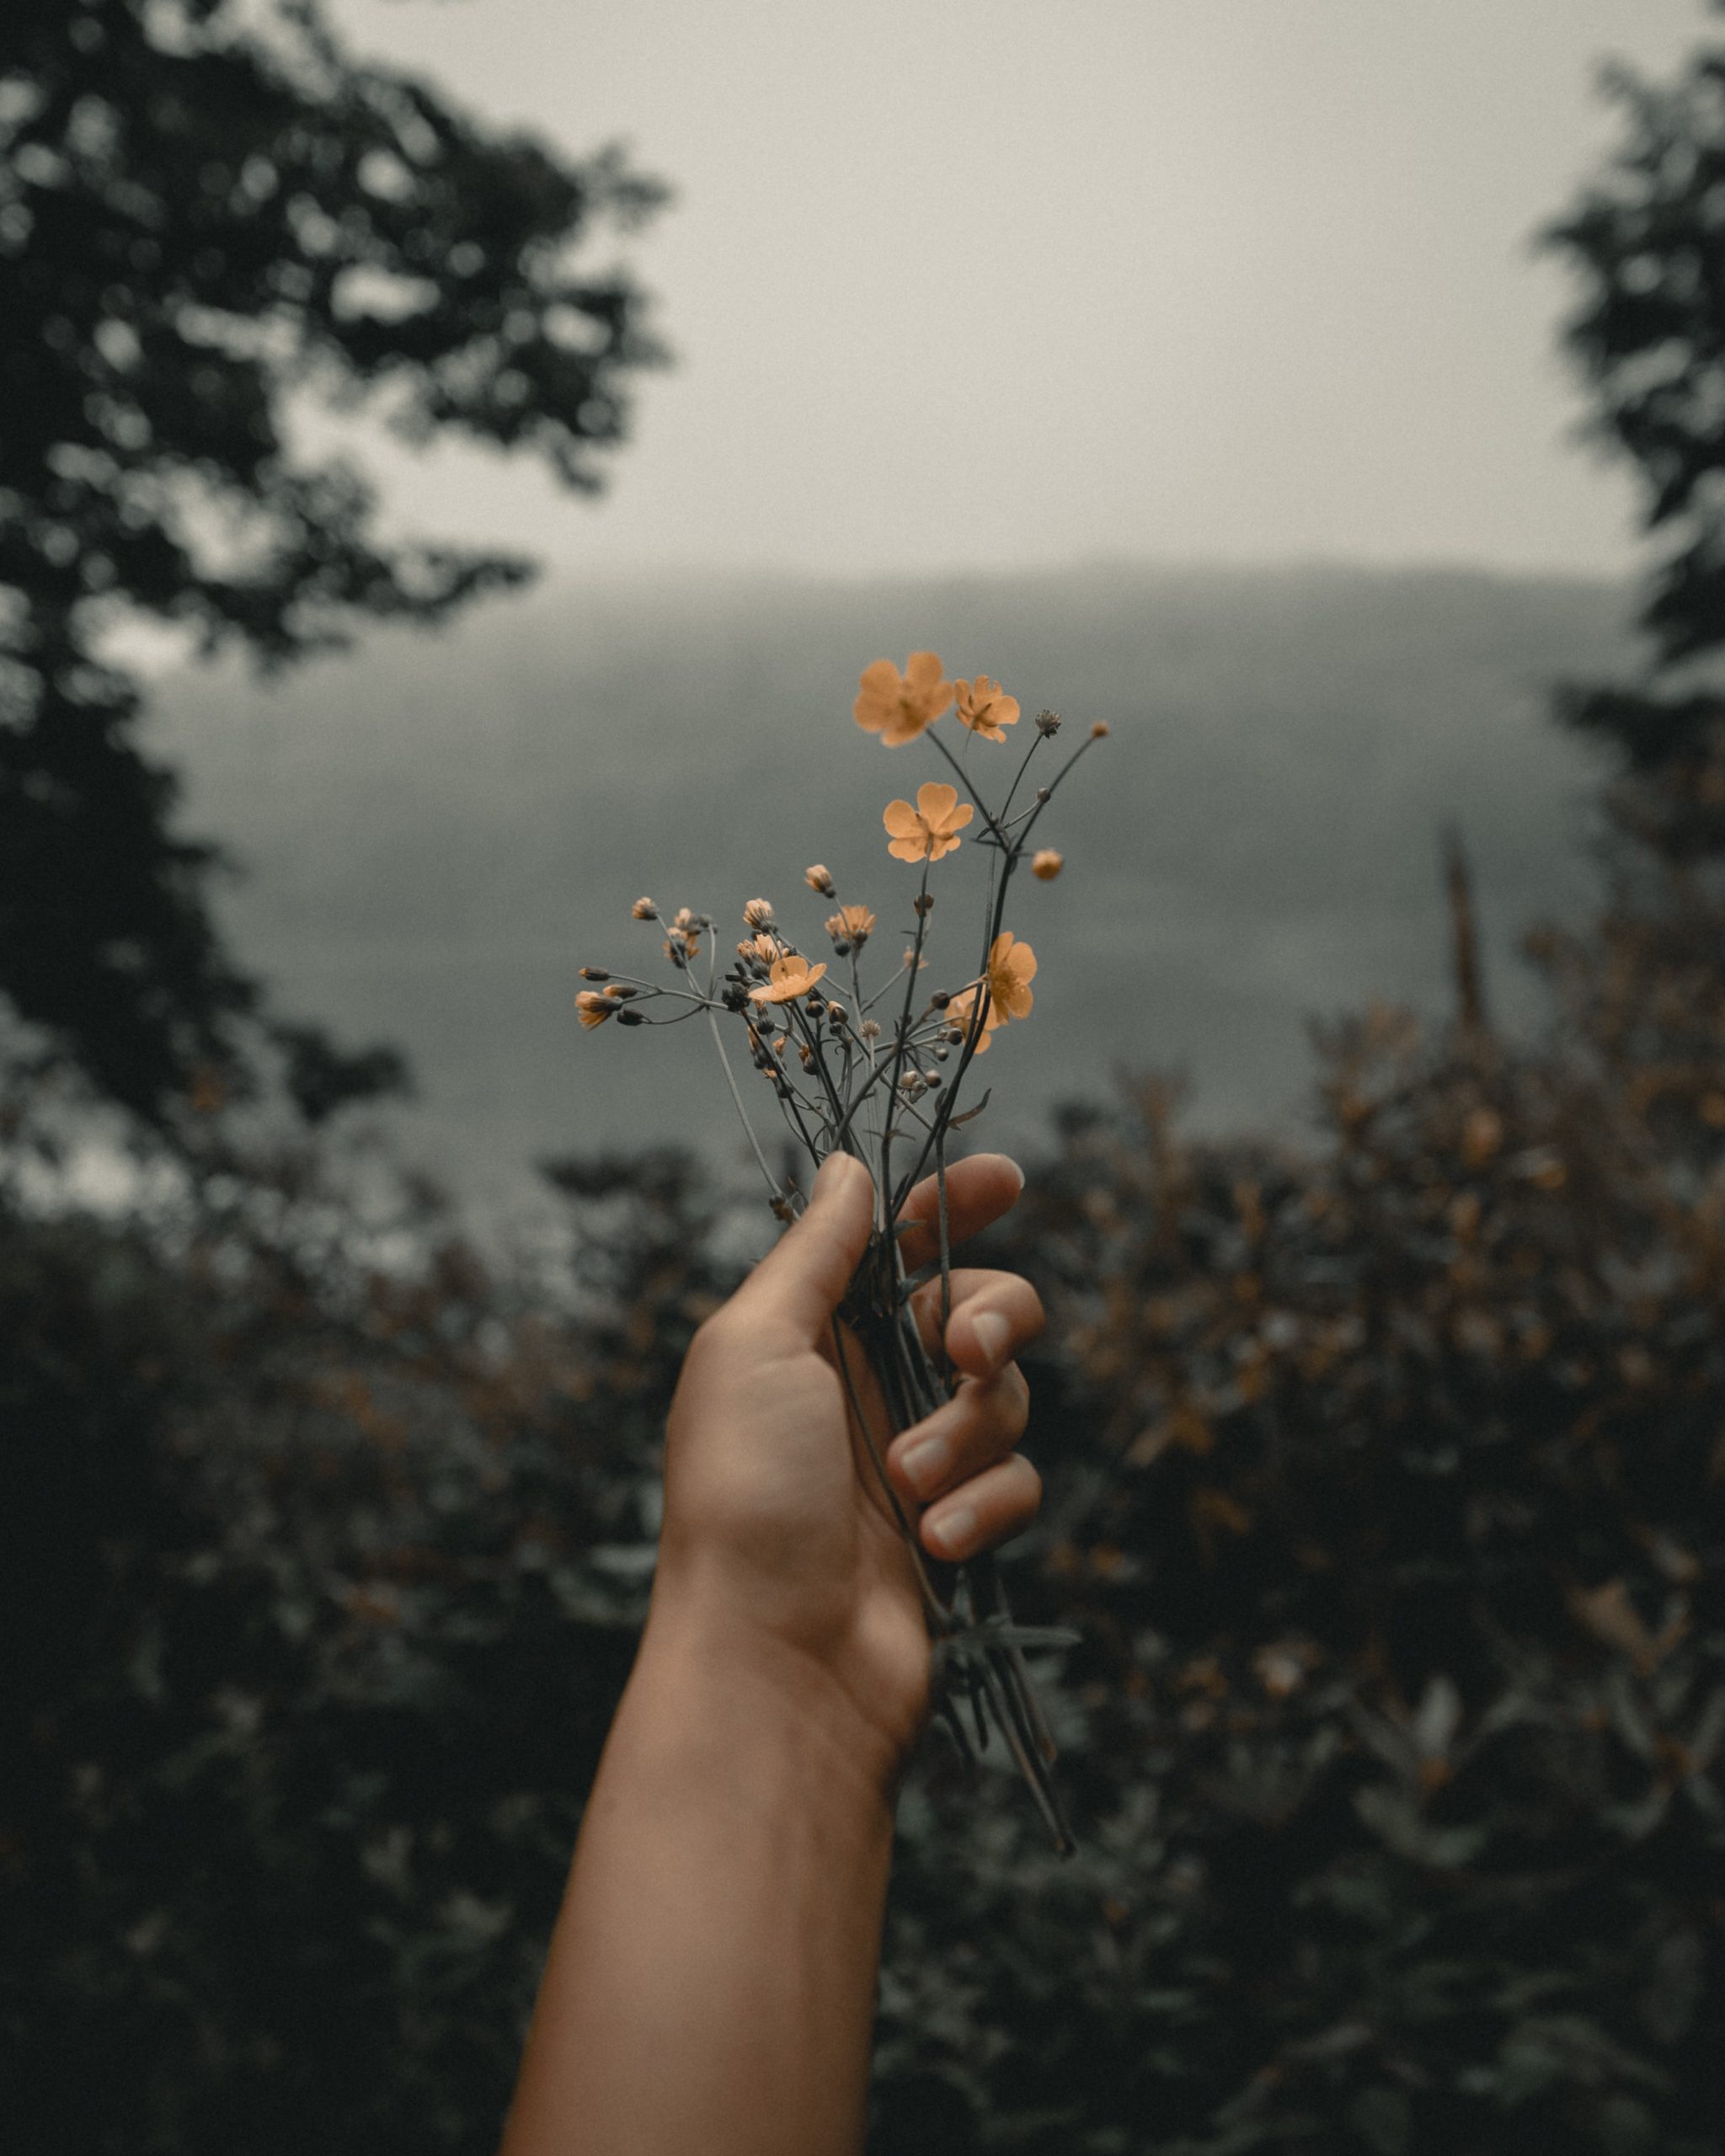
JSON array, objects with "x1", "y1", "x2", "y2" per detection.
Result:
[
  {"x1": 895, "y1": 1152, "x2": 1024, "y2": 1275},
  {"x1": 724, "y1": 1152, "x2": 875, "y2": 1342},
  {"x1": 884, "y1": 1364, "x2": 1041, "y2": 1561},
  {"x1": 921, "y1": 1452, "x2": 1043, "y2": 1565},
  {"x1": 906, "y1": 1267, "x2": 1045, "y2": 1379}
]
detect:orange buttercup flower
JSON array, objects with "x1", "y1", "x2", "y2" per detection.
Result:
[
  {"x1": 948, "y1": 931, "x2": 1037, "y2": 1053},
  {"x1": 826, "y1": 904, "x2": 876, "y2": 947},
  {"x1": 1031, "y1": 848, "x2": 1064, "y2": 880},
  {"x1": 749, "y1": 954, "x2": 830, "y2": 1005},
  {"x1": 738, "y1": 931, "x2": 783, "y2": 963},
  {"x1": 576, "y1": 990, "x2": 616, "y2": 1030},
  {"x1": 854, "y1": 652, "x2": 953, "y2": 747},
  {"x1": 883, "y1": 781, "x2": 974, "y2": 863},
  {"x1": 953, "y1": 675, "x2": 1020, "y2": 743}
]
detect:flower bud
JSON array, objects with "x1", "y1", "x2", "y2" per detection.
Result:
[
  {"x1": 1031, "y1": 848, "x2": 1064, "y2": 881},
  {"x1": 1035, "y1": 786, "x2": 1051, "y2": 803},
  {"x1": 579, "y1": 966, "x2": 611, "y2": 981},
  {"x1": 631, "y1": 897, "x2": 658, "y2": 921},
  {"x1": 804, "y1": 864, "x2": 836, "y2": 895},
  {"x1": 743, "y1": 898, "x2": 775, "y2": 929},
  {"x1": 1090, "y1": 720, "x2": 1110, "y2": 739},
  {"x1": 1036, "y1": 709, "x2": 1062, "y2": 737},
  {"x1": 931, "y1": 989, "x2": 950, "y2": 1009},
  {"x1": 615, "y1": 1007, "x2": 646, "y2": 1027},
  {"x1": 913, "y1": 892, "x2": 935, "y2": 917},
  {"x1": 826, "y1": 1002, "x2": 848, "y2": 1026}
]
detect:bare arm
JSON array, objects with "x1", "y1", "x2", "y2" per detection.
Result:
[{"x1": 499, "y1": 1150, "x2": 1046, "y2": 2156}]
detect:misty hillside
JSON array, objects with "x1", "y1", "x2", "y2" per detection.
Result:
[{"x1": 146, "y1": 562, "x2": 1637, "y2": 1219}]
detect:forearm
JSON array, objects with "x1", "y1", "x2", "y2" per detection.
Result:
[{"x1": 499, "y1": 1598, "x2": 898, "y2": 2156}]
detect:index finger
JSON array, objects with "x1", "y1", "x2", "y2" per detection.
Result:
[{"x1": 895, "y1": 1153, "x2": 1025, "y2": 1275}]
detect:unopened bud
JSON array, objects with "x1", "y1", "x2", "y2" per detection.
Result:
[
  {"x1": 615, "y1": 1007, "x2": 646, "y2": 1027},
  {"x1": 931, "y1": 990, "x2": 951, "y2": 1009},
  {"x1": 826, "y1": 1001, "x2": 848, "y2": 1026},
  {"x1": 579, "y1": 966, "x2": 611, "y2": 981},
  {"x1": 913, "y1": 892, "x2": 935, "y2": 917},
  {"x1": 804, "y1": 863, "x2": 836, "y2": 895},
  {"x1": 631, "y1": 897, "x2": 657, "y2": 921},
  {"x1": 1090, "y1": 720, "x2": 1110, "y2": 739},
  {"x1": 743, "y1": 897, "x2": 775, "y2": 929},
  {"x1": 1035, "y1": 786, "x2": 1051, "y2": 803}
]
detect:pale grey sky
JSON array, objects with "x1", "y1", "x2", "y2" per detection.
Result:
[{"x1": 323, "y1": 0, "x2": 1707, "y2": 582}]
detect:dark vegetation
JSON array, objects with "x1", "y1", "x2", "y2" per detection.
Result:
[{"x1": 7, "y1": 6, "x2": 1725, "y2": 2153}]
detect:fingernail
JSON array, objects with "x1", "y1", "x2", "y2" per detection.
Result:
[
  {"x1": 970, "y1": 1310, "x2": 1012, "y2": 1369},
  {"x1": 1001, "y1": 1155, "x2": 1025, "y2": 1194},
  {"x1": 899, "y1": 1433, "x2": 950, "y2": 1498},
  {"x1": 926, "y1": 1505, "x2": 976, "y2": 1560}
]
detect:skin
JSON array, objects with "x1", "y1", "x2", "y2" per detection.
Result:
[{"x1": 499, "y1": 1150, "x2": 1045, "y2": 2156}]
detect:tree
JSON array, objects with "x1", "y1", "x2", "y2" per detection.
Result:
[
  {"x1": 0, "y1": 0, "x2": 665, "y2": 1118},
  {"x1": 1547, "y1": 12, "x2": 1725, "y2": 773}
]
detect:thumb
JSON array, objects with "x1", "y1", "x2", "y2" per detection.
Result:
[{"x1": 729, "y1": 1153, "x2": 876, "y2": 1342}]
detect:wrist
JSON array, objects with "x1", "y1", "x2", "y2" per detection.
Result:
[{"x1": 636, "y1": 1572, "x2": 912, "y2": 1811}]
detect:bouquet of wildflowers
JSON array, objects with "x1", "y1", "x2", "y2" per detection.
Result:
[{"x1": 578, "y1": 654, "x2": 1107, "y2": 1849}]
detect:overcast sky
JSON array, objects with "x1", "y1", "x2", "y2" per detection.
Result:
[{"x1": 322, "y1": 0, "x2": 1707, "y2": 583}]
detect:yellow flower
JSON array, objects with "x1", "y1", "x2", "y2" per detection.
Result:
[
  {"x1": 953, "y1": 675, "x2": 1020, "y2": 743},
  {"x1": 883, "y1": 781, "x2": 974, "y2": 863},
  {"x1": 749, "y1": 954, "x2": 830, "y2": 1005},
  {"x1": 738, "y1": 931, "x2": 783, "y2": 963},
  {"x1": 1031, "y1": 848, "x2": 1064, "y2": 880},
  {"x1": 854, "y1": 652, "x2": 953, "y2": 747},
  {"x1": 576, "y1": 990, "x2": 616, "y2": 1030},
  {"x1": 825, "y1": 904, "x2": 876, "y2": 948},
  {"x1": 948, "y1": 931, "x2": 1037, "y2": 1053}
]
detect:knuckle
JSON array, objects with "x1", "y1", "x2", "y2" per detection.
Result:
[{"x1": 1007, "y1": 1449, "x2": 1042, "y2": 1504}]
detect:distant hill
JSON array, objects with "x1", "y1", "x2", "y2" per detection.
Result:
[{"x1": 147, "y1": 562, "x2": 1637, "y2": 1219}]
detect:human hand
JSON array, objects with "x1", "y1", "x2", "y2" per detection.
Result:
[{"x1": 648, "y1": 1150, "x2": 1045, "y2": 1792}]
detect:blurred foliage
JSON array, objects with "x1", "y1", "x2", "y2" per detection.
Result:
[
  {"x1": 0, "y1": 0, "x2": 664, "y2": 1117},
  {"x1": 1547, "y1": 8, "x2": 1725, "y2": 769},
  {"x1": 9, "y1": 807, "x2": 1725, "y2": 2152},
  {"x1": 0, "y1": 1076, "x2": 724, "y2": 2151}
]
